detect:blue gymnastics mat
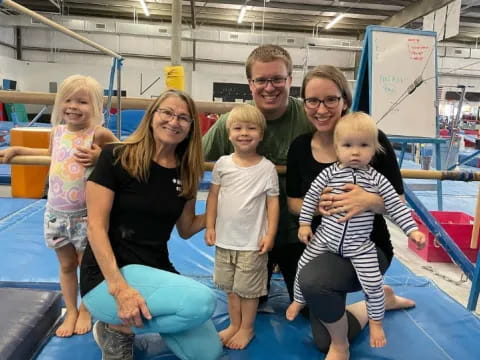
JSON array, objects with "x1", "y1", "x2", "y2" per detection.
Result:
[{"x1": 0, "y1": 198, "x2": 479, "y2": 359}]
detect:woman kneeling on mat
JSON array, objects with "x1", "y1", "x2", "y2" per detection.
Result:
[{"x1": 80, "y1": 89, "x2": 223, "y2": 360}]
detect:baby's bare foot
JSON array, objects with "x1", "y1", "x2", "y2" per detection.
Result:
[
  {"x1": 369, "y1": 320, "x2": 387, "y2": 348},
  {"x1": 226, "y1": 328, "x2": 255, "y2": 350},
  {"x1": 56, "y1": 310, "x2": 78, "y2": 337}
]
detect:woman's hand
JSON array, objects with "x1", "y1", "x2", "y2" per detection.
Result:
[
  {"x1": 319, "y1": 184, "x2": 384, "y2": 222},
  {"x1": 0, "y1": 147, "x2": 18, "y2": 163},
  {"x1": 74, "y1": 144, "x2": 101, "y2": 167},
  {"x1": 298, "y1": 224, "x2": 313, "y2": 245},
  {"x1": 113, "y1": 284, "x2": 152, "y2": 328}
]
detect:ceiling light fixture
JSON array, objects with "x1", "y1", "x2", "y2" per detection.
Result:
[
  {"x1": 325, "y1": 13, "x2": 344, "y2": 29},
  {"x1": 139, "y1": 0, "x2": 150, "y2": 17},
  {"x1": 238, "y1": 5, "x2": 247, "y2": 24}
]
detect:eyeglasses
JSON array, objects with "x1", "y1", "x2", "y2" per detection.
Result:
[
  {"x1": 304, "y1": 96, "x2": 342, "y2": 109},
  {"x1": 156, "y1": 108, "x2": 192, "y2": 126},
  {"x1": 250, "y1": 76, "x2": 288, "y2": 88}
]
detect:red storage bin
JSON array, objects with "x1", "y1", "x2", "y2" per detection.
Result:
[
  {"x1": 0, "y1": 103, "x2": 6, "y2": 121},
  {"x1": 409, "y1": 211, "x2": 480, "y2": 263}
]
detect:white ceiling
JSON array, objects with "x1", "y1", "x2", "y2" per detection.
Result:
[{"x1": 2, "y1": 0, "x2": 480, "y2": 43}]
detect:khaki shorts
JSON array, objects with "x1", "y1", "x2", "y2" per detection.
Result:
[{"x1": 214, "y1": 247, "x2": 268, "y2": 299}]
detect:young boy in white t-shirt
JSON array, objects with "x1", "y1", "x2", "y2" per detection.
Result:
[{"x1": 205, "y1": 104, "x2": 280, "y2": 350}]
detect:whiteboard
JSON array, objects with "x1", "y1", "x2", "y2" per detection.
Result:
[{"x1": 370, "y1": 28, "x2": 437, "y2": 137}]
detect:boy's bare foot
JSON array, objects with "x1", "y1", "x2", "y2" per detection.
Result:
[
  {"x1": 56, "y1": 310, "x2": 78, "y2": 337},
  {"x1": 384, "y1": 285, "x2": 415, "y2": 310},
  {"x1": 226, "y1": 328, "x2": 254, "y2": 350},
  {"x1": 325, "y1": 343, "x2": 350, "y2": 360},
  {"x1": 369, "y1": 320, "x2": 387, "y2": 348},
  {"x1": 218, "y1": 325, "x2": 239, "y2": 345},
  {"x1": 74, "y1": 306, "x2": 92, "y2": 335},
  {"x1": 286, "y1": 301, "x2": 305, "y2": 321}
]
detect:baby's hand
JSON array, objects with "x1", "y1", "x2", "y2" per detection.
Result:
[
  {"x1": 205, "y1": 228, "x2": 215, "y2": 246},
  {"x1": 298, "y1": 224, "x2": 313, "y2": 245},
  {"x1": 74, "y1": 144, "x2": 101, "y2": 167},
  {"x1": 0, "y1": 147, "x2": 18, "y2": 163},
  {"x1": 409, "y1": 230, "x2": 426, "y2": 250}
]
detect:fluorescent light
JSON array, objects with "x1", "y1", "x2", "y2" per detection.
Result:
[
  {"x1": 139, "y1": 0, "x2": 150, "y2": 17},
  {"x1": 238, "y1": 6, "x2": 247, "y2": 24},
  {"x1": 325, "y1": 13, "x2": 344, "y2": 29}
]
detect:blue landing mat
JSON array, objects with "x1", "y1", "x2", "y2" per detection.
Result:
[{"x1": 0, "y1": 199, "x2": 479, "y2": 359}]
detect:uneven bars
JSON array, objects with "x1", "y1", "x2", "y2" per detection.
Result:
[
  {"x1": 0, "y1": 0, "x2": 122, "y2": 59},
  {"x1": 0, "y1": 90, "x2": 237, "y2": 113}
]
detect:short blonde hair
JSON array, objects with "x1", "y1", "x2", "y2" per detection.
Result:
[
  {"x1": 334, "y1": 112, "x2": 384, "y2": 154},
  {"x1": 245, "y1": 44, "x2": 292, "y2": 79},
  {"x1": 51, "y1": 74, "x2": 104, "y2": 126},
  {"x1": 226, "y1": 104, "x2": 266, "y2": 134}
]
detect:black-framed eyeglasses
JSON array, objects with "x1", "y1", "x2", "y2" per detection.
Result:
[
  {"x1": 250, "y1": 76, "x2": 288, "y2": 88},
  {"x1": 156, "y1": 108, "x2": 192, "y2": 126},
  {"x1": 304, "y1": 96, "x2": 342, "y2": 109}
]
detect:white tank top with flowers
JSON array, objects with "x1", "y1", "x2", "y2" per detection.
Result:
[{"x1": 47, "y1": 125, "x2": 96, "y2": 212}]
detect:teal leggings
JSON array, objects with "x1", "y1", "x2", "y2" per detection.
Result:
[{"x1": 83, "y1": 264, "x2": 223, "y2": 360}]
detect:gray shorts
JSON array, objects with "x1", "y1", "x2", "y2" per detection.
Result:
[
  {"x1": 44, "y1": 207, "x2": 88, "y2": 252},
  {"x1": 214, "y1": 247, "x2": 268, "y2": 299}
]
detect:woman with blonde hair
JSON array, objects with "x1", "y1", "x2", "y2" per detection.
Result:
[{"x1": 80, "y1": 89, "x2": 223, "y2": 360}]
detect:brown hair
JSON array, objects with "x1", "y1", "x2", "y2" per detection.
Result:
[
  {"x1": 114, "y1": 89, "x2": 203, "y2": 198},
  {"x1": 334, "y1": 112, "x2": 384, "y2": 154},
  {"x1": 301, "y1": 65, "x2": 352, "y2": 116},
  {"x1": 245, "y1": 44, "x2": 293, "y2": 79}
]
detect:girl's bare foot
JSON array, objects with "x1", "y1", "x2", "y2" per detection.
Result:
[
  {"x1": 56, "y1": 310, "x2": 78, "y2": 337},
  {"x1": 369, "y1": 320, "x2": 387, "y2": 348},
  {"x1": 286, "y1": 301, "x2": 305, "y2": 321},
  {"x1": 226, "y1": 328, "x2": 255, "y2": 350},
  {"x1": 74, "y1": 305, "x2": 92, "y2": 335},
  {"x1": 325, "y1": 343, "x2": 350, "y2": 360},
  {"x1": 384, "y1": 285, "x2": 415, "y2": 310},
  {"x1": 218, "y1": 325, "x2": 239, "y2": 345}
]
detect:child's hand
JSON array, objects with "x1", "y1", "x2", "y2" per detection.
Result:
[
  {"x1": 298, "y1": 224, "x2": 313, "y2": 244},
  {"x1": 258, "y1": 235, "x2": 274, "y2": 255},
  {"x1": 409, "y1": 230, "x2": 426, "y2": 250},
  {"x1": 74, "y1": 144, "x2": 101, "y2": 167},
  {"x1": 0, "y1": 147, "x2": 18, "y2": 163},
  {"x1": 205, "y1": 228, "x2": 216, "y2": 246}
]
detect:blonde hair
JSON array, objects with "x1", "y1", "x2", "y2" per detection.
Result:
[
  {"x1": 301, "y1": 65, "x2": 352, "y2": 116},
  {"x1": 226, "y1": 104, "x2": 266, "y2": 134},
  {"x1": 334, "y1": 112, "x2": 384, "y2": 153},
  {"x1": 114, "y1": 89, "x2": 203, "y2": 199},
  {"x1": 245, "y1": 44, "x2": 292, "y2": 79},
  {"x1": 50, "y1": 74, "x2": 104, "y2": 127}
]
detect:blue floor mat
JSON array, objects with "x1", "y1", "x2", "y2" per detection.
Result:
[{"x1": 0, "y1": 199, "x2": 479, "y2": 359}]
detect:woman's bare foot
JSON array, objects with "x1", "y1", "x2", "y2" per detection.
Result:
[
  {"x1": 226, "y1": 328, "x2": 254, "y2": 350},
  {"x1": 384, "y1": 285, "x2": 415, "y2": 310},
  {"x1": 56, "y1": 310, "x2": 78, "y2": 337},
  {"x1": 286, "y1": 301, "x2": 305, "y2": 321},
  {"x1": 218, "y1": 325, "x2": 239, "y2": 345},
  {"x1": 74, "y1": 305, "x2": 92, "y2": 335},
  {"x1": 369, "y1": 319, "x2": 387, "y2": 348},
  {"x1": 325, "y1": 343, "x2": 350, "y2": 360}
]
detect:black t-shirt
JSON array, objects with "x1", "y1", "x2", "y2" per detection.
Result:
[
  {"x1": 80, "y1": 144, "x2": 187, "y2": 296},
  {"x1": 286, "y1": 130, "x2": 403, "y2": 261}
]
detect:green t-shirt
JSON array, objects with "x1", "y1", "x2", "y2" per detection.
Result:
[{"x1": 202, "y1": 97, "x2": 313, "y2": 246}]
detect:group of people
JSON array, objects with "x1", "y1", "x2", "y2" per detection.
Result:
[{"x1": 0, "y1": 43, "x2": 426, "y2": 360}]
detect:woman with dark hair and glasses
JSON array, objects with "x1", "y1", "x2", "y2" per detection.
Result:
[
  {"x1": 286, "y1": 65, "x2": 417, "y2": 359},
  {"x1": 80, "y1": 89, "x2": 223, "y2": 360}
]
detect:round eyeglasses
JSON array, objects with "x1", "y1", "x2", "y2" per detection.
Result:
[
  {"x1": 156, "y1": 108, "x2": 192, "y2": 126},
  {"x1": 250, "y1": 76, "x2": 288, "y2": 88},
  {"x1": 304, "y1": 96, "x2": 342, "y2": 110}
]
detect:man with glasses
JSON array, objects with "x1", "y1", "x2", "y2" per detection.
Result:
[{"x1": 202, "y1": 44, "x2": 312, "y2": 307}]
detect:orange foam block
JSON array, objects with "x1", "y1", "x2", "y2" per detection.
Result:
[{"x1": 10, "y1": 127, "x2": 51, "y2": 198}]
